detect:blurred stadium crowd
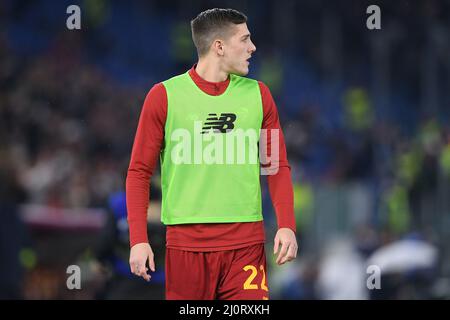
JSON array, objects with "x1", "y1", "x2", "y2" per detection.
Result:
[{"x1": 1, "y1": 0, "x2": 450, "y2": 299}]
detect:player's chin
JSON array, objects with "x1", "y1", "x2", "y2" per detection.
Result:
[{"x1": 234, "y1": 64, "x2": 249, "y2": 76}]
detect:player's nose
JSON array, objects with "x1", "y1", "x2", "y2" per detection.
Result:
[{"x1": 249, "y1": 40, "x2": 256, "y2": 54}]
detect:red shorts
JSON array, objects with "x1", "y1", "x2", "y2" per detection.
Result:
[{"x1": 165, "y1": 243, "x2": 270, "y2": 300}]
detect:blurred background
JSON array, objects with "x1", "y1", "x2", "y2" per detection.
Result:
[{"x1": 1, "y1": 0, "x2": 450, "y2": 300}]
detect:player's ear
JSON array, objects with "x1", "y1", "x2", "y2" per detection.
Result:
[{"x1": 212, "y1": 39, "x2": 225, "y2": 56}]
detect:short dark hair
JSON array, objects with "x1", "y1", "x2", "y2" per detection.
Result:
[{"x1": 191, "y1": 8, "x2": 247, "y2": 57}]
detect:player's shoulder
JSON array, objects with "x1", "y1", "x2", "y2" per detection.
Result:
[
  {"x1": 233, "y1": 74, "x2": 265, "y2": 93},
  {"x1": 147, "y1": 71, "x2": 194, "y2": 102},
  {"x1": 255, "y1": 79, "x2": 269, "y2": 92},
  {"x1": 145, "y1": 81, "x2": 166, "y2": 98},
  {"x1": 161, "y1": 72, "x2": 190, "y2": 86},
  {"x1": 232, "y1": 73, "x2": 257, "y2": 83},
  {"x1": 233, "y1": 74, "x2": 268, "y2": 91}
]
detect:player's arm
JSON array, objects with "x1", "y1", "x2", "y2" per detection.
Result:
[
  {"x1": 259, "y1": 81, "x2": 298, "y2": 265},
  {"x1": 126, "y1": 83, "x2": 167, "y2": 280}
]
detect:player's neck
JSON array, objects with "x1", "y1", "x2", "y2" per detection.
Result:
[{"x1": 195, "y1": 58, "x2": 229, "y2": 83}]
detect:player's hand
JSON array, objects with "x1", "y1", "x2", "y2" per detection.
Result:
[
  {"x1": 273, "y1": 228, "x2": 298, "y2": 265},
  {"x1": 129, "y1": 242, "x2": 155, "y2": 281}
]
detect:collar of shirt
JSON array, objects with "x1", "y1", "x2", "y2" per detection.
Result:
[{"x1": 188, "y1": 64, "x2": 230, "y2": 96}]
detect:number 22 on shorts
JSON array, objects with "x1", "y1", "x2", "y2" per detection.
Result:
[{"x1": 243, "y1": 265, "x2": 269, "y2": 292}]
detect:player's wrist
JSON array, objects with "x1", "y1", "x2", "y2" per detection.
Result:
[
  {"x1": 277, "y1": 226, "x2": 296, "y2": 234},
  {"x1": 130, "y1": 240, "x2": 150, "y2": 249}
]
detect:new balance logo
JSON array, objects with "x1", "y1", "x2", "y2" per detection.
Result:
[{"x1": 201, "y1": 113, "x2": 237, "y2": 134}]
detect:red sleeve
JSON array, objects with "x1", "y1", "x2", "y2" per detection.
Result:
[
  {"x1": 126, "y1": 83, "x2": 167, "y2": 247},
  {"x1": 259, "y1": 81, "x2": 297, "y2": 233}
]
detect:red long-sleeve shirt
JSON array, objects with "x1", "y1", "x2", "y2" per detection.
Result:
[{"x1": 126, "y1": 65, "x2": 296, "y2": 251}]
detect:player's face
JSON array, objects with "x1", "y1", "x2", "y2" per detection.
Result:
[{"x1": 223, "y1": 23, "x2": 256, "y2": 76}]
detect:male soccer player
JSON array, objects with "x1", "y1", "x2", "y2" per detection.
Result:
[{"x1": 126, "y1": 8, "x2": 297, "y2": 300}]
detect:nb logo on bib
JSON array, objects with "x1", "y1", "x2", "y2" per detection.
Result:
[{"x1": 201, "y1": 113, "x2": 237, "y2": 134}]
